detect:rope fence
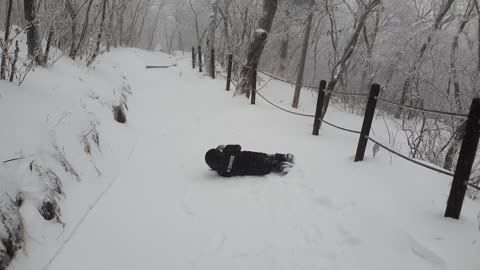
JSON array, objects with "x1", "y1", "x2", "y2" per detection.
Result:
[
  {"x1": 254, "y1": 89, "x2": 362, "y2": 135},
  {"x1": 193, "y1": 50, "x2": 480, "y2": 218},
  {"x1": 366, "y1": 136, "x2": 455, "y2": 177},
  {"x1": 253, "y1": 88, "x2": 469, "y2": 175},
  {"x1": 376, "y1": 97, "x2": 469, "y2": 118},
  {"x1": 237, "y1": 60, "x2": 469, "y2": 119},
  {"x1": 323, "y1": 89, "x2": 369, "y2": 98}
]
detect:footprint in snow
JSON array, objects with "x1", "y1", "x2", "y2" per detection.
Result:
[
  {"x1": 205, "y1": 233, "x2": 227, "y2": 253},
  {"x1": 408, "y1": 236, "x2": 447, "y2": 268},
  {"x1": 180, "y1": 193, "x2": 195, "y2": 216}
]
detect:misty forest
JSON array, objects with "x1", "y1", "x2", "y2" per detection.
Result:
[{"x1": 1, "y1": 0, "x2": 480, "y2": 269}]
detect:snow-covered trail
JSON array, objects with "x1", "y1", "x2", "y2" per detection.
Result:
[{"x1": 41, "y1": 50, "x2": 479, "y2": 270}]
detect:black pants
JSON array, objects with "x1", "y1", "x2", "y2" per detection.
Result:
[{"x1": 269, "y1": 153, "x2": 290, "y2": 173}]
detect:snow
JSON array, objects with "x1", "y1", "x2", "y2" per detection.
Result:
[
  {"x1": 255, "y1": 28, "x2": 267, "y2": 35},
  {"x1": 2, "y1": 48, "x2": 479, "y2": 270}
]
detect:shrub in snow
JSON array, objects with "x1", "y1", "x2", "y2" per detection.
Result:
[
  {"x1": 39, "y1": 201, "x2": 60, "y2": 222},
  {"x1": 0, "y1": 199, "x2": 25, "y2": 270},
  {"x1": 52, "y1": 138, "x2": 81, "y2": 182},
  {"x1": 30, "y1": 161, "x2": 64, "y2": 223},
  {"x1": 113, "y1": 104, "x2": 127, "y2": 124},
  {"x1": 0, "y1": 240, "x2": 9, "y2": 270}
]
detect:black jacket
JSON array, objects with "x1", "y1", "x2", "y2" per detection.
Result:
[{"x1": 216, "y1": 145, "x2": 272, "y2": 177}]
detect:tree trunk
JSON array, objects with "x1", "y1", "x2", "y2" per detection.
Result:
[
  {"x1": 478, "y1": 5, "x2": 480, "y2": 72},
  {"x1": 65, "y1": 0, "x2": 78, "y2": 58},
  {"x1": 126, "y1": 1, "x2": 142, "y2": 46},
  {"x1": 292, "y1": 0, "x2": 315, "y2": 109},
  {"x1": 74, "y1": 0, "x2": 95, "y2": 59},
  {"x1": 443, "y1": 120, "x2": 467, "y2": 170},
  {"x1": 235, "y1": 0, "x2": 278, "y2": 96},
  {"x1": 321, "y1": 0, "x2": 381, "y2": 118},
  {"x1": 449, "y1": 3, "x2": 474, "y2": 113},
  {"x1": 358, "y1": 10, "x2": 380, "y2": 95},
  {"x1": 88, "y1": 0, "x2": 108, "y2": 66},
  {"x1": 188, "y1": 0, "x2": 201, "y2": 46},
  {"x1": 279, "y1": 7, "x2": 290, "y2": 75},
  {"x1": 10, "y1": 41, "x2": 19, "y2": 82},
  {"x1": 1, "y1": 0, "x2": 14, "y2": 80},
  {"x1": 117, "y1": 7, "x2": 125, "y2": 46},
  {"x1": 149, "y1": 3, "x2": 163, "y2": 50},
  {"x1": 107, "y1": 0, "x2": 116, "y2": 52},
  {"x1": 178, "y1": 30, "x2": 184, "y2": 53},
  {"x1": 279, "y1": 33, "x2": 289, "y2": 74},
  {"x1": 217, "y1": 3, "x2": 232, "y2": 57},
  {"x1": 207, "y1": 2, "x2": 218, "y2": 76},
  {"x1": 43, "y1": 26, "x2": 54, "y2": 65},
  {"x1": 24, "y1": 0, "x2": 44, "y2": 65},
  {"x1": 135, "y1": 0, "x2": 151, "y2": 47},
  {"x1": 15, "y1": 0, "x2": 26, "y2": 28}
]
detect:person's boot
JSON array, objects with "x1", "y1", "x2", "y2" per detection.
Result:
[
  {"x1": 279, "y1": 162, "x2": 294, "y2": 175},
  {"x1": 286, "y1": 154, "x2": 295, "y2": 164}
]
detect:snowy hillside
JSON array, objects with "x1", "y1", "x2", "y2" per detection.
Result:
[
  {"x1": 0, "y1": 35, "x2": 171, "y2": 268},
  {"x1": 3, "y1": 48, "x2": 478, "y2": 270}
]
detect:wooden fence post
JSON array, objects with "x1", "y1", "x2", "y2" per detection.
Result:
[
  {"x1": 192, "y1": 46, "x2": 195, "y2": 69},
  {"x1": 251, "y1": 63, "x2": 257, "y2": 105},
  {"x1": 9, "y1": 41, "x2": 19, "y2": 82},
  {"x1": 211, "y1": 49, "x2": 215, "y2": 79},
  {"x1": 317, "y1": 81, "x2": 335, "y2": 130},
  {"x1": 198, "y1": 46, "x2": 202, "y2": 72},
  {"x1": 226, "y1": 54, "x2": 233, "y2": 91},
  {"x1": 445, "y1": 98, "x2": 480, "y2": 219},
  {"x1": 354, "y1": 83, "x2": 380, "y2": 162},
  {"x1": 313, "y1": 80, "x2": 327, "y2": 136}
]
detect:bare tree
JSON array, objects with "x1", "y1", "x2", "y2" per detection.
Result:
[
  {"x1": 449, "y1": 0, "x2": 476, "y2": 112},
  {"x1": 1, "y1": 0, "x2": 14, "y2": 80},
  {"x1": 395, "y1": 0, "x2": 456, "y2": 118},
  {"x1": 65, "y1": 0, "x2": 95, "y2": 59},
  {"x1": 126, "y1": 0, "x2": 142, "y2": 47},
  {"x1": 24, "y1": 0, "x2": 45, "y2": 65},
  {"x1": 321, "y1": 0, "x2": 382, "y2": 118},
  {"x1": 106, "y1": 0, "x2": 116, "y2": 52},
  {"x1": 206, "y1": 0, "x2": 218, "y2": 77},
  {"x1": 135, "y1": 0, "x2": 151, "y2": 47},
  {"x1": 292, "y1": 0, "x2": 315, "y2": 108},
  {"x1": 88, "y1": 0, "x2": 108, "y2": 66},
  {"x1": 149, "y1": 1, "x2": 165, "y2": 50},
  {"x1": 235, "y1": 0, "x2": 278, "y2": 96}
]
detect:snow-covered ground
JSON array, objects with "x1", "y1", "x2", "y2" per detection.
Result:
[{"x1": 4, "y1": 48, "x2": 480, "y2": 270}]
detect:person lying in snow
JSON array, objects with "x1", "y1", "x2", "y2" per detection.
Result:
[{"x1": 205, "y1": 144, "x2": 295, "y2": 177}]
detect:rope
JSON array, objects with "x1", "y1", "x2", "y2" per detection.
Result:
[
  {"x1": 321, "y1": 119, "x2": 361, "y2": 135},
  {"x1": 254, "y1": 91, "x2": 315, "y2": 117},
  {"x1": 366, "y1": 136, "x2": 455, "y2": 177},
  {"x1": 376, "y1": 97, "x2": 468, "y2": 118},
  {"x1": 323, "y1": 89, "x2": 369, "y2": 98},
  {"x1": 368, "y1": 136, "x2": 480, "y2": 183},
  {"x1": 467, "y1": 182, "x2": 480, "y2": 191},
  {"x1": 254, "y1": 90, "x2": 361, "y2": 134},
  {"x1": 242, "y1": 65, "x2": 318, "y2": 89},
  {"x1": 257, "y1": 70, "x2": 317, "y2": 89}
]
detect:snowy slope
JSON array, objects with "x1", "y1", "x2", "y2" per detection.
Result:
[
  {"x1": 0, "y1": 31, "x2": 149, "y2": 269},
  {"x1": 6, "y1": 49, "x2": 480, "y2": 270}
]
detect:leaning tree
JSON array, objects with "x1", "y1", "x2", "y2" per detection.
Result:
[{"x1": 235, "y1": 0, "x2": 278, "y2": 96}]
